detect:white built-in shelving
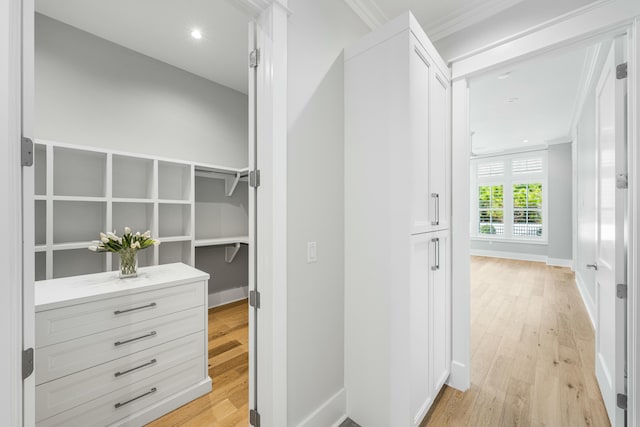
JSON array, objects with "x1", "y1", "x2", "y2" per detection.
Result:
[{"x1": 34, "y1": 140, "x2": 249, "y2": 281}]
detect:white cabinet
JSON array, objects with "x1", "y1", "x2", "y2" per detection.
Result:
[
  {"x1": 345, "y1": 12, "x2": 451, "y2": 427},
  {"x1": 34, "y1": 263, "x2": 211, "y2": 426}
]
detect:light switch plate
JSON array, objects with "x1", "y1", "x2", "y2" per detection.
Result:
[{"x1": 307, "y1": 242, "x2": 317, "y2": 263}]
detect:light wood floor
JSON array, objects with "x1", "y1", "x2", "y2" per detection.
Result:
[
  {"x1": 146, "y1": 299, "x2": 249, "y2": 427},
  {"x1": 422, "y1": 256, "x2": 610, "y2": 427}
]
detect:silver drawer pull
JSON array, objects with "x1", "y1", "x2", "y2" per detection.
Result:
[
  {"x1": 114, "y1": 331, "x2": 157, "y2": 347},
  {"x1": 431, "y1": 193, "x2": 440, "y2": 226},
  {"x1": 431, "y1": 237, "x2": 440, "y2": 271},
  {"x1": 114, "y1": 387, "x2": 157, "y2": 409},
  {"x1": 114, "y1": 358, "x2": 157, "y2": 378},
  {"x1": 114, "y1": 302, "x2": 156, "y2": 315}
]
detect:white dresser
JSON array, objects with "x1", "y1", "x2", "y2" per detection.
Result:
[{"x1": 34, "y1": 263, "x2": 211, "y2": 427}]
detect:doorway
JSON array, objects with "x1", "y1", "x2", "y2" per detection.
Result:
[{"x1": 22, "y1": 1, "x2": 275, "y2": 425}]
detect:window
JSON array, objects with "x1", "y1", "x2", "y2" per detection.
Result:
[{"x1": 471, "y1": 153, "x2": 547, "y2": 241}]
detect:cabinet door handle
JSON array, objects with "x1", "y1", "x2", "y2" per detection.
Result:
[
  {"x1": 114, "y1": 302, "x2": 156, "y2": 315},
  {"x1": 114, "y1": 331, "x2": 157, "y2": 347},
  {"x1": 586, "y1": 263, "x2": 598, "y2": 271},
  {"x1": 114, "y1": 387, "x2": 157, "y2": 409},
  {"x1": 431, "y1": 237, "x2": 440, "y2": 271},
  {"x1": 114, "y1": 358, "x2": 157, "y2": 378},
  {"x1": 431, "y1": 193, "x2": 440, "y2": 226}
]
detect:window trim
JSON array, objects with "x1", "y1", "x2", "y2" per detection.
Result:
[{"x1": 471, "y1": 151, "x2": 548, "y2": 243}]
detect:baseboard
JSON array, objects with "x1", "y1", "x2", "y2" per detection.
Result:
[
  {"x1": 470, "y1": 249, "x2": 547, "y2": 263},
  {"x1": 447, "y1": 361, "x2": 470, "y2": 391},
  {"x1": 575, "y1": 272, "x2": 596, "y2": 329},
  {"x1": 208, "y1": 286, "x2": 249, "y2": 309},
  {"x1": 296, "y1": 388, "x2": 346, "y2": 427},
  {"x1": 546, "y1": 258, "x2": 573, "y2": 268}
]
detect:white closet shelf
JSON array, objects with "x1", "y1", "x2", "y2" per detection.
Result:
[
  {"x1": 159, "y1": 236, "x2": 192, "y2": 243},
  {"x1": 34, "y1": 195, "x2": 46, "y2": 200},
  {"x1": 194, "y1": 236, "x2": 250, "y2": 247},
  {"x1": 158, "y1": 199, "x2": 192, "y2": 205},
  {"x1": 51, "y1": 196, "x2": 107, "y2": 202},
  {"x1": 112, "y1": 198, "x2": 154, "y2": 204},
  {"x1": 52, "y1": 242, "x2": 95, "y2": 251},
  {"x1": 35, "y1": 245, "x2": 46, "y2": 253}
]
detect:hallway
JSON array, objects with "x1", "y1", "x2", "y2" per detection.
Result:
[{"x1": 423, "y1": 257, "x2": 609, "y2": 426}]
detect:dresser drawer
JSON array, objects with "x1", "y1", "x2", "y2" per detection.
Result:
[
  {"x1": 36, "y1": 331, "x2": 206, "y2": 422},
  {"x1": 36, "y1": 306, "x2": 204, "y2": 385},
  {"x1": 36, "y1": 280, "x2": 205, "y2": 348},
  {"x1": 37, "y1": 355, "x2": 207, "y2": 427}
]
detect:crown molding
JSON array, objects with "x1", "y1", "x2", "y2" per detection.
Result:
[
  {"x1": 233, "y1": 0, "x2": 291, "y2": 17},
  {"x1": 425, "y1": 0, "x2": 525, "y2": 41},
  {"x1": 343, "y1": 0, "x2": 388, "y2": 30}
]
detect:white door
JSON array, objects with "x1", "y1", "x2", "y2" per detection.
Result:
[
  {"x1": 594, "y1": 38, "x2": 627, "y2": 427},
  {"x1": 410, "y1": 233, "x2": 431, "y2": 425},
  {"x1": 430, "y1": 230, "x2": 450, "y2": 396},
  {"x1": 429, "y1": 72, "x2": 449, "y2": 230},
  {"x1": 410, "y1": 37, "x2": 430, "y2": 235}
]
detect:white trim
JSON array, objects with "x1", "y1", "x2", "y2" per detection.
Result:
[
  {"x1": 295, "y1": 388, "x2": 346, "y2": 427},
  {"x1": 207, "y1": 286, "x2": 249, "y2": 309},
  {"x1": 471, "y1": 237, "x2": 548, "y2": 245},
  {"x1": 547, "y1": 258, "x2": 573, "y2": 268},
  {"x1": 451, "y1": 0, "x2": 640, "y2": 79},
  {"x1": 470, "y1": 249, "x2": 548, "y2": 263},
  {"x1": 447, "y1": 361, "x2": 468, "y2": 391},
  {"x1": 425, "y1": 0, "x2": 525, "y2": 42},
  {"x1": 342, "y1": 0, "x2": 387, "y2": 30},
  {"x1": 569, "y1": 42, "x2": 604, "y2": 133},
  {"x1": 575, "y1": 272, "x2": 596, "y2": 329}
]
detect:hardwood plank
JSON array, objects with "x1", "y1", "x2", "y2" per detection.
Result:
[
  {"x1": 146, "y1": 300, "x2": 249, "y2": 427},
  {"x1": 423, "y1": 257, "x2": 609, "y2": 426}
]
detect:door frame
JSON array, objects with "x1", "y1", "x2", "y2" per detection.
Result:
[
  {"x1": 449, "y1": 0, "x2": 640, "y2": 423},
  {"x1": 5, "y1": 0, "x2": 290, "y2": 425}
]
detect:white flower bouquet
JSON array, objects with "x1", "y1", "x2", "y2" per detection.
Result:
[{"x1": 89, "y1": 227, "x2": 160, "y2": 278}]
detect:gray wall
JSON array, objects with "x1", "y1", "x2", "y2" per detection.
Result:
[
  {"x1": 35, "y1": 13, "x2": 248, "y2": 167},
  {"x1": 286, "y1": 0, "x2": 368, "y2": 424},
  {"x1": 471, "y1": 143, "x2": 573, "y2": 261},
  {"x1": 547, "y1": 143, "x2": 573, "y2": 260}
]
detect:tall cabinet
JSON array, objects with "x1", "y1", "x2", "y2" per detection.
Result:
[{"x1": 345, "y1": 12, "x2": 451, "y2": 427}]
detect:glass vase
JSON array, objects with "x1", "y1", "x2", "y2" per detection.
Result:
[{"x1": 119, "y1": 248, "x2": 138, "y2": 278}]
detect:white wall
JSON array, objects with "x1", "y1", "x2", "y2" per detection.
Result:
[
  {"x1": 35, "y1": 13, "x2": 248, "y2": 167},
  {"x1": 286, "y1": 0, "x2": 368, "y2": 424},
  {"x1": 470, "y1": 144, "x2": 573, "y2": 262}
]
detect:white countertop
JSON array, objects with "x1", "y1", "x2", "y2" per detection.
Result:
[{"x1": 35, "y1": 263, "x2": 209, "y2": 312}]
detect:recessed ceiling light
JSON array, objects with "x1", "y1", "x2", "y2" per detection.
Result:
[
  {"x1": 523, "y1": 139, "x2": 529, "y2": 143},
  {"x1": 191, "y1": 29, "x2": 202, "y2": 40},
  {"x1": 498, "y1": 72, "x2": 511, "y2": 80}
]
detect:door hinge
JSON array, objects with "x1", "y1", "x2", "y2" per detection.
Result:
[
  {"x1": 21, "y1": 137, "x2": 34, "y2": 167},
  {"x1": 249, "y1": 170, "x2": 261, "y2": 188},
  {"x1": 249, "y1": 290, "x2": 261, "y2": 309},
  {"x1": 250, "y1": 409, "x2": 261, "y2": 426},
  {"x1": 616, "y1": 173, "x2": 628, "y2": 189},
  {"x1": 617, "y1": 283, "x2": 628, "y2": 299},
  {"x1": 617, "y1": 393, "x2": 628, "y2": 411},
  {"x1": 22, "y1": 348, "x2": 34, "y2": 380},
  {"x1": 250, "y1": 49, "x2": 260, "y2": 68},
  {"x1": 617, "y1": 62, "x2": 627, "y2": 80}
]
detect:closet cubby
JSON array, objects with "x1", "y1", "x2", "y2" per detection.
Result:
[
  {"x1": 34, "y1": 140, "x2": 248, "y2": 289},
  {"x1": 35, "y1": 144, "x2": 47, "y2": 196},
  {"x1": 112, "y1": 202, "x2": 154, "y2": 236},
  {"x1": 53, "y1": 146, "x2": 107, "y2": 198},
  {"x1": 159, "y1": 203, "x2": 191, "y2": 238},
  {"x1": 112, "y1": 155, "x2": 154, "y2": 200},
  {"x1": 35, "y1": 200, "x2": 46, "y2": 247},
  {"x1": 158, "y1": 161, "x2": 191, "y2": 201},
  {"x1": 159, "y1": 241, "x2": 192, "y2": 265},
  {"x1": 194, "y1": 176, "x2": 248, "y2": 241},
  {"x1": 52, "y1": 201, "x2": 106, "y2": 244},
  {"x1": 53, "y1": 249, "x2": 106, "y2": 279}
]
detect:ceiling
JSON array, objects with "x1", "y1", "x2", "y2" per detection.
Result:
[
  {"x1": 35, "y1": 0, "x2": 252, "y2": 94},
  {"x1": 469, "y1": 44, "x2": 592, "y2": 155}
]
